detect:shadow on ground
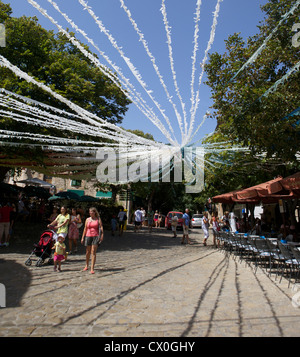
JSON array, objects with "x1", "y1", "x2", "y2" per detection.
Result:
[{"x1": 0, "y1": 258, "x2": 32, "y2": 307}]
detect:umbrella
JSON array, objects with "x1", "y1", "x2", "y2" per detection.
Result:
[
  {"x1": 17, "y1": 178, "x2": 55, "y2": 188},
  {"x1": 236, "y1": 177, "x2": 284, "y2": 200},
  {"x1": 213, "y1": 173, "x2": 300, "y2": 205},
  {"x1": 22, "y1": 185, "x2": 51, "y2": 199},
  {"x1": 48, "y1": 195, "x2": 61, "y2": 201},
  {"x1": 280, "y1": 172, "x2": 300, "y2": 191},
  {"x1": 0, "y1": 182, "x2": 22, "y2": 194},
  {"x1": 79, "y1": 195, "x2": 99, "y2": 202},
  {"x1": 55, "y1": 191, "x2": 81, "y2": 200},
  {"x1": 212, "y1": 190, "x2": 241, "y2": 204}
]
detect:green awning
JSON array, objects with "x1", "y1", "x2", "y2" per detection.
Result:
[
  {"x1": 67, "y1": 189, "x2": 85, "y2": 197},
  {"x1": 96, "y1": 191, "x2": 112, "y2": 198}
]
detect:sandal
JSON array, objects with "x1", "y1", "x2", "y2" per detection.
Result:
[
  {"x1": 90, "y1": 270, "x2": 95, "y2": 274},
  {"x1": 82, "y1": 267, "x2": 88, "y2": 271}
]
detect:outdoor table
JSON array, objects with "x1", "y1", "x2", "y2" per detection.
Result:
[{"x1": 287, "y1": 241, "x2": 300, "y2": 247}]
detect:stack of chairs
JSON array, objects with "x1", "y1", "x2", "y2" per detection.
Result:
[{"x1": 216, "y1": 230, "x2": 300, "y2": 287}]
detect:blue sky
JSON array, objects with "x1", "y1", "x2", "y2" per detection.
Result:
[{"x1": 2, "y1": 0, "x2": 268, "y2": 145}]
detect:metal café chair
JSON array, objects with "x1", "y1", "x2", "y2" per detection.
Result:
[
  {"x1": 290, "y1": 247, "x2": 300, "y2": 287},
  {"x1": 253, "y1": 238, "x2": 271, "y2": 274},
  {"x1": 266, "y1": 238, "x2": 282, "y2": 277},
  {"x1": 240, "y1": 235, "x2": 253, "y2": 266},
  {"x1": 277, "y1": 242, "x2": 295, "y2": 288}
]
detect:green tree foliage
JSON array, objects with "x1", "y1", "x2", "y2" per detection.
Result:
[
  {"x1": 204, "y1": 0, "x2": 300, "y2": 162},
  {"x1": 0, "y1": 1, "x2": 131, "y2": 178},
  {"x1": 0, "y1": 2, "x2": 130, "y2": 125}
]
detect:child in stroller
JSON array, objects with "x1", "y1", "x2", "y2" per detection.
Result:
[{"x1": 25, "y1": 230, "x2": 55, "y2": 267}]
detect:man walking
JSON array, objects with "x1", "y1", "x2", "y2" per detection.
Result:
[
  {"x1": 117, "y1": 207, "x2": 127, "y2": 236},
  {"x1": 181, "y1": 208, "x2": 191, "y2": 245},
  {"x1": 134, "y1": 207, "x2": 143, "y2": 233}
]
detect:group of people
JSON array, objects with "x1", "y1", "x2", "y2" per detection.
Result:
[
  {"x1": 169, "y1": 209, "x2": 192, "y2": 244},
  {"x1": 111, "y1": 207, "x2": 127, "y2": 236},
  {"x1": 0, "y1": 200, "x2": 17, "y2": 247},
  {"x1": 131, "y1": 208, "x2": 163, "y2": 232},
  {"x1": 0, "y1": 197, "x2": 49, "y2": 247},
  {"x1": 201, "y1": 211, "x2": 242, "y2": 248},
  {"x1": 47, "y1": 206, "x2": 103, "y2": 274}
]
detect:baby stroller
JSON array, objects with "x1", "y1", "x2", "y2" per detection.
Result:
[{"x1": 25, "y1": 230, "x2": 56, "y2": 267}]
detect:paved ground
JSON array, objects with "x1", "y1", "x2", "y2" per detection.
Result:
[{"x1": 1, "y1": 224, "x2": 300, "y2": 337}]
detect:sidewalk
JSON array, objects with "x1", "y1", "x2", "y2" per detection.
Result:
[{"x1": 1, "y1": 225, "x2": 300, "y2": 337}]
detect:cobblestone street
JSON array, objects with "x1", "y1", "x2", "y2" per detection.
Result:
[{"x1": 1, "y1": 225, "x2": 300, "y2": 337}]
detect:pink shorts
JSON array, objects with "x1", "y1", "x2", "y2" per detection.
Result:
[{"x1": 54, "y1": 254, "x2": 64, "y2": 262}]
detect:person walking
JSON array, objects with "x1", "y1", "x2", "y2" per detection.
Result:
[
  {"x1": 181, "y1": 209, "x2": 191, "y2": 244},
  {"x1": 147, "y1": 209, "x2": 154, "y2": 233},
  {"x1": 141, "y1": 207, "x2": 146, "y2": 226},
  {"x1": 117, "y1": 207, "x2": 127, "y2": 236},
  {"x1": 0, "y1": 201, "x2": 13, "y2": 247},
  {"x1": 81, "y1": 207, "x2": 104, "y2": 274},
  {"x1": 134, "y1": 207, "x2": 143, "y2": 232},
  {"x1": 68, "y1": 208, "x2": 81, "y2": 254},
  {"x1": 47, "y1": 207, "x2": 58, "y2": 229},
  {"x1": 48, "y1": 206, "x2": 70, "y2": 240},
  {"x1": 154, "y1": 210, "x2": 159, "y2": 228},
  {"x1": 111, "y1": 215, "x2": 118, "y2": 236},
  {"x1": 221, "y1": 211, "x2": 230, "y2": 231},
  {"x1": 229, "y1": 212, "x2": 237, "y2": 233},
  {"x1": 171, "y1": 212, "x2": 178, "y2": 238},
  {"x1": 202, "y1": 212, "x2": 210, "y2": 246},
  {"x1": 211, "y1": 212, "x2": 220, "y2": 248}
]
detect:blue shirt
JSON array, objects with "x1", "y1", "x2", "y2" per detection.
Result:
[{"x1": 182, "y1": 213, "x2": 190, "y2": 226}]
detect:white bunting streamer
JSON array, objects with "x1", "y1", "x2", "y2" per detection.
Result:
[
  {"x1": 76, "y1": 0, "x2": 179, "y2": 146},
  {"x1": 0, "y1": 93, "x2": 152, "y2": 145},
  {"x1": 260, "y1": 59, "x2": 300, "y2": 100},
  {"x1": 44, "y1": 0, "x2": 175, "y2": 147},
  {"x1": 0, "y1": 1, "x2": 261, "y2": 186},
  {"x1": 0, "y1": 55, "x2": 163, "y2": 148},
  {"x1": 120, "y1": 0, "x2": 183, "y2": 143},
  {"x1": 189, "y1": 0, "x2": 202, "y2": 134},
  {"x1": 187, "y1": 0, "x2": 223, "y2": 146},
  {"x1": 160, "y1": 0, "x2": 187, "y2": 140},
  {"x1": 28, "y1": 1, "x2": 175, "y2": 147}
]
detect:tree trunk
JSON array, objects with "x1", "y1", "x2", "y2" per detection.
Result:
[{"x1": 147, "y1": 188, "x2": 156, "y2": 212}]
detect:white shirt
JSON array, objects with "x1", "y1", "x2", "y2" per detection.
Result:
[
  {"x1": 118, "y1": 211, "x2": 126, "y2": 222},
  {"x1": 135, "y1": 210, "x2": 143, "y2": 222}
]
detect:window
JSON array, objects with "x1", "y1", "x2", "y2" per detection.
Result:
[{"x1": 71, "y1": 180, "x2": 82, "y2": 187}]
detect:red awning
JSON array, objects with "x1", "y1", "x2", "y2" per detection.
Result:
[
  {"x1": 236, "y1": 177, "x2": 283, "y2": 200},
  {"x1": 212, "y1": 172, "x2": 300, "y2": 204},
  {"x1": 212, "y1": 190, "x2": 241, "y2": 204},
  {"x1": 280, "y1": 172, "x2": 300, "y2": 191}
]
